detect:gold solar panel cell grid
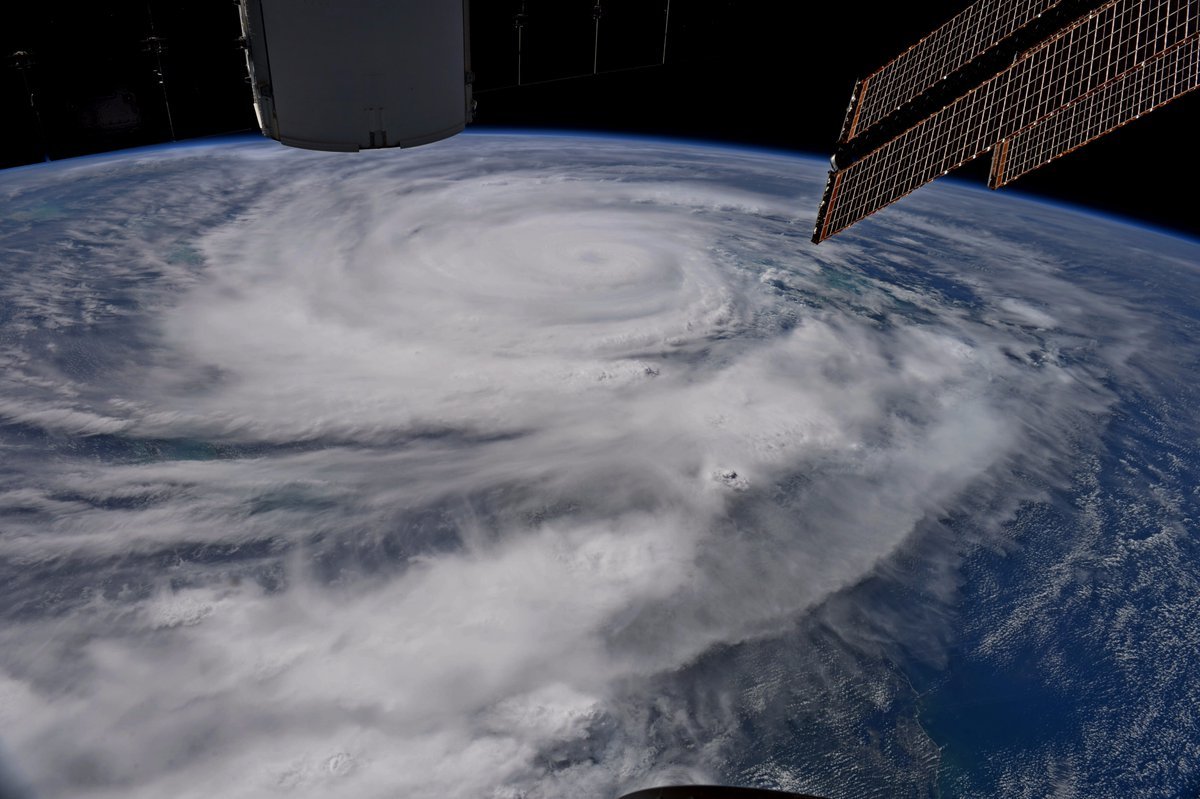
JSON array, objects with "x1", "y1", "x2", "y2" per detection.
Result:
[
  {"x1": 851, "y1": 0, "x2": 1068, "y2": 136},
  {"x1": 818, "y1": 0, "x2": 1197, "y2": 240},
  {"x1": 995, "y1": 30, "x2": 1200, "y2": 184}
]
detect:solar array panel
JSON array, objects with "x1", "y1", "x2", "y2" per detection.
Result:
[
  {"x1": 815, "y1": 65, "x2": 1013, "y2": 242},
  {"x1": 991, "y1": 9, "x2": 1199, "y2": 185},
  {"x1": 814, "y1": 0, "x2": 1198, "y2": 242},
  {"x1": 847, "y1": 0, "x2": 1068, "y2": 139}
]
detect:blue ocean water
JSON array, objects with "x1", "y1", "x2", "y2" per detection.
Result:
[{"x1": 0, "y1": 133, "x2": 1198, "y2": 799}]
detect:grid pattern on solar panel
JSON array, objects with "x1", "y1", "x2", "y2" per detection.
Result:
[
  {"x1": 850, "y1": 0, "x2": 1067, "y2": 137},
  {"x1": 993, "y1": 21, "x2": 1199, "y2": 184},
  {"x1": 818, "y1": 0, "x2": 1194, "y2": 240}
]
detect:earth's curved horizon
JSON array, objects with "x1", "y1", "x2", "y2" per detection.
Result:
[{"x1": 1, "y1": 132, "x2": 1197, "y2": 799}]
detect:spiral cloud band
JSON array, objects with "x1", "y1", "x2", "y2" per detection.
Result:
[{"x1": 1, "y1": 134, "x2": 1197, "y2": 799}]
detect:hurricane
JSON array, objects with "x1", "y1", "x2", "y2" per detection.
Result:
[{"x1": 1, "y1": 133, "x2": 1198, "y2": 799}]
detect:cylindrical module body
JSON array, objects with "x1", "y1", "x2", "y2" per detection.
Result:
[{"x1": 238, "y1": 0, "x2": 472, "y2": 152}]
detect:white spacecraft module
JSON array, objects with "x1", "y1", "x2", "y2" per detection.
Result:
[{"x1": 237, "y1": 0, "x2": 473, "y2": 151}]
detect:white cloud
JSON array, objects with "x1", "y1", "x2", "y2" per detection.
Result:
[{"x1": 0, "y1": 134, "x2": 1182, "y2": 799}]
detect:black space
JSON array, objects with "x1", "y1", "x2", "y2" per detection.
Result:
[{"x1": 2, "y1": 1, "x2": 1197, "y2": 239}]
